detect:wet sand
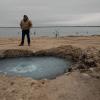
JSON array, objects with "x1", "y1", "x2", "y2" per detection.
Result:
[{"x1": 0, "y1": 36, "x2": 100, "y2": 100}]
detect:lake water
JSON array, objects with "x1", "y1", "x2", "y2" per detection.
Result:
[
  {"x1": 0, "y1": 26, "x2": 100, "y2": 37},
  {"x1": 0, "y1": 57, "x2": 72, "y2": 79}
]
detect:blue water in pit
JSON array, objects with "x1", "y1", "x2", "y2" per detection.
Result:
[{"x1": 0, "y1": 57, "x2": 72, "y2": 79}]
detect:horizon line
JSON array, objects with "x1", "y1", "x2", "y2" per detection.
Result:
[{"x1": 0, "y1": 26, "x2": 100, "y2": 28}]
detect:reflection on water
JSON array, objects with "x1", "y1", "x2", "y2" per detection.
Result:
[{"x1": 0, "y1": 57, "x2": 72, "y2": 79}]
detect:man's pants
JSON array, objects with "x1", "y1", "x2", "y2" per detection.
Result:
[{"x1": 21, "y1": 30, "x2": 30, "y2": 45}]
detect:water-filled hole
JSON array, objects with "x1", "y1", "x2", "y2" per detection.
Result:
[{"x1": 0, "y1": 56, "x2": 72, "y2": 79}]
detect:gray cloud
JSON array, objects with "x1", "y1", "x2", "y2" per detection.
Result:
[{"x1": 0, "y1": 0, "x2": 100, "y2": 26}]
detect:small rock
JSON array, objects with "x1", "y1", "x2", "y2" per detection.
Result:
[
  {"x1": 77, "y1": 64, "x2": 86, "y2": 69},
  {"x1": 82, "y1": 73, "x2": 90, "y2": 78},
  {"x1": 67, "y1": 67, "x2": 72, "y2": 72},
  {"x1": 89, "y1": 68, "x2": 94, "y2": 72},
  {"x1": 10, "y1": 82, "x2": 15, "y2": 86},
  {"x1": 65, "y1": 72, "x2": 71, "y2": 75},
  {"x1": 30, "y1": 80, "x2": 38, "y2": 86}
]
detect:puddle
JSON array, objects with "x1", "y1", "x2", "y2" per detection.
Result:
[{"x1": 0, "y1": 57, "x2": 72, "y2": 79}]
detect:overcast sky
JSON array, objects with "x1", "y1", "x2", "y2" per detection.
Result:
[{"x1": 0, "y1": 0, "x2": 100, "y2": 26}]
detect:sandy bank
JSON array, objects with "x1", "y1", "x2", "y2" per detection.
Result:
[{"x1": 0, "y1": 36, "x2": 100, "y2": 100}]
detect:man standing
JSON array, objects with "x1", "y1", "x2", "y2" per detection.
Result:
[{"x1": 19, "y1": 15, "x2": 32, "y2": 46}]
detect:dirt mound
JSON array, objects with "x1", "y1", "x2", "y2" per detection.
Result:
[
  {"x1": 0, "y1": 45, "x2": 100, "y2": 71},
  {"x1": 0, "y1": 49, "x2": 33, "y2": 58},
  {"x1": 35, "y1": 45, "x2": 82, "y2": 61}
]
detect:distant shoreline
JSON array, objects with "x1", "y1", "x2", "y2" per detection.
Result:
[{"x1": 0, "y1": 26, "x2": 100, "y2": 28}]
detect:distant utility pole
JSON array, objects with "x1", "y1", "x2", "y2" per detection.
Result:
[
  {"x1": 34, "y1": 31, "x2": 36, "y2": 36},
  {"x1": 54, "y1": 30, "x2": 59, "y2": 38}
]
